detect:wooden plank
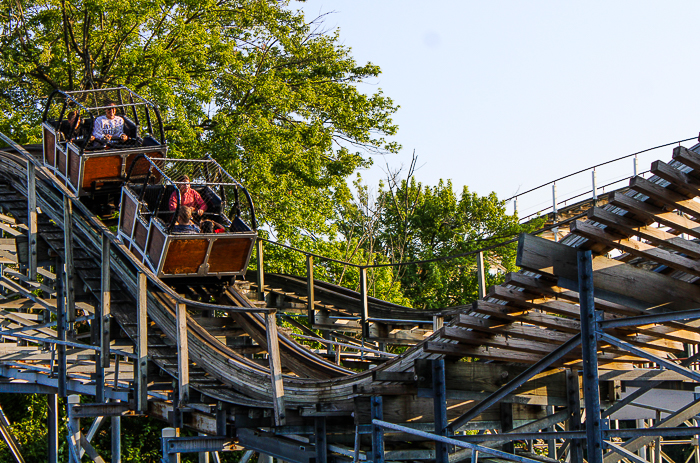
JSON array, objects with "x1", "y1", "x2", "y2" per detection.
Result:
[
  {"x1": 651, "y1": 160, "x2": 700, "y2": 197},
  {"x1": 63, "y1": 196, "x2": 75, "y2": 323},
  {"x1": 672, "y1": 146, "x2": 700, "y2": 174},
  {"x1": 517, "y1": 233, "x2": 700, "y2": 312},
  {"x1": 27, "y1": 162, "x2": 37, "y2": 281},
  {"x1": 472, "y1": 300, "x2": 580, "y2": 333},
  {"x1": 100, "y1": 236, "x2": 110, "y2": 369},
  {"x1": 136, "y1": 272, "x2": 148, "y2": 413},
  {"x1": 415, "y1": 360, "x2": 567, "y2": 399},
  {"x1": 423, "y1": 341, "x2": 635, "y2": 367},
  {"x1": 443, "y1": 325, "x2": 572, "y2": 356},
  {"x1": 629, "y1": 176, "x2": 700, "y2": 218},
  {"x1": 455, "y1": 313, "x2": 574, "y2": 344},
  {"x1": 588, "y1": 207, "x2": 700, "y2": 259},
  {"x1": 176, "y1": 301, "x2": 189, "y2": 407},
  {"x1": 571, "y1": 220, "x2": 700, "y2": 278},
  {"x1": 265, "y1": 310, "x2": 286, "y2": 426},
  {"x1": 505, "y1": 272, "x2": 700, "y2": 342},
  {"x1": 609, "y1": 191, "x2": 700, "y2": 239}
]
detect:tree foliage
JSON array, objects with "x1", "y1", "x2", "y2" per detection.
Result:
[
  {"x1": 335, "y1": 158, "x2": 543, "y2": 309},
  {"x1": 0, "y1": 0, "x2": 399, "y2": 238}
]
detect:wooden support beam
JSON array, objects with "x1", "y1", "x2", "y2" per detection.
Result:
[
  {"x1": 176, "y1": 302, "x2": 189, "y2": 407},
  {"x1": 651, "y1": 160, "x2": 700, "y2": 197},
  {"x1": 517, "y1": 233, "x2": 700, "y2": 312},
  {"x1": 265, "y1": 310, "x2": 286, "y2": 426},
  {"x1": 629, "y1": 176, "x2": 700, "y2": 218},
  {"x1": 609, "y1": 191, "x2": 700, "y2": 239},
  {"x1": 571, "y1": 220, "x2": 700, "y2": 278},
  {"x1": 588, "y1": 207, "x2": 700, "y2": 259},
  {"x1": 63, "y1": 196, "x2": 75, "y2": 323},
  {"x1": 505, "y1": 272, "x2": 700, "y2": 343},
  {"x1": 136, "y1": 272, "x2": 148, "y2": 413},
  {"x1": 672, "y1": 146, "x2": 700, "y2": 174},
  {"x1": 100, "y1": 236, "x2": 111, "y2": 369},
  {"x1": 26, "y1": 162, "x2": 36, "y2": 281}
]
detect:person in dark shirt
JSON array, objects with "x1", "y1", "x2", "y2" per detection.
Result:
[
  {"x1": 172, "y1": 206, "x2": 201, "y2": 234},
  {"x1": 60, "y1": 111, "x2": 82, "y2": 142}
]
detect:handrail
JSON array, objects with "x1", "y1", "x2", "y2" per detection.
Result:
[
  {"x1": 0, "y1": 132, "x2": 271, "y2": 314},
  {"x1": 503, "y1": 136, "x2": 696, "y2": 202}
]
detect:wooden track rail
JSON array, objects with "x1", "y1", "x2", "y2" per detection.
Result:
[{"x1": 1, "y1": 139, "x2": 700, "y2": 462}]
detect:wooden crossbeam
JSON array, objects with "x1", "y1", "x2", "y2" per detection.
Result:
[
  {"x1": 587, "y1": 207, "x2": 700, "y2": 259},
  {"x1": 517, "y1": 233, "x2": 700, "y2": 312},
  {"x1": 672, "y1": 145, "x2": 700, "y2": 174},
  {"x1": 630, "y1": 176, "x2": 700, "y2": 218},
  {"x1": 609, "y1": 191, "x2": 700, "y2": 239},
  {"x1": 571, "y1": 220, "x2": 700, "y2": 278}
]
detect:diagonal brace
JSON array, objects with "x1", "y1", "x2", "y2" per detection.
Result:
[{"x1": 448, "y1": 333, "x2": 581, "y2": 433}]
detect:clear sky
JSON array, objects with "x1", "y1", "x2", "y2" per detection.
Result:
[{"x1": 293, "y1": 1, "x2": 700, "y2": 215}]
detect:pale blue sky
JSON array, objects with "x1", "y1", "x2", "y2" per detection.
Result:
[{"x1": 294, "y1": 1, "x2": 700, "y2": 215}]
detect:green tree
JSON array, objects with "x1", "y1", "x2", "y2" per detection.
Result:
[
  {"x1": 336, "y1": 157, "x2": 542, "y2": 309},
  {"x1": 0, "y1": 0, "x2": 399, "y2": 239}
]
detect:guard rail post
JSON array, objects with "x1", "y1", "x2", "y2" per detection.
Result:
[
  {"x1": 26, "y1": 161, "x2": 37, "y2": 281},
  {"x1": 476, "y1": 251, "x2": 486, "y2": 300},
  {"x1": 634, "y1": 154, "x2": 639, "y2": 176},
  {"x1": 256, "y1": 239, "x2": 265, "y2": 302},
  {"x1": 360, "y1": 267, "x2": 369, "y2": 354},
  {"x1": 552, "y1": 183, "x2": 558, "y2": 242},
  {"x1": 592, "y1": 169, "x2": 598, "y2": 201},
  {"x1": 307, "y1": 254, "x2": 315, "y2": 325}
]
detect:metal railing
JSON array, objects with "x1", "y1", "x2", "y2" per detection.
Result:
[{"x1": 506, "y1": 136, "x2": 697, "y2": 224}]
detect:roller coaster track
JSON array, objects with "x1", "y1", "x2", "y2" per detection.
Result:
[{"x1": 3, "y1": 136, "x2": 700, "y2": 462}]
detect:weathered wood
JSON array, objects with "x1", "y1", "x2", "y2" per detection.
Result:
[
  {"x1": 571, "y1": 220, "x2": 700, "y2": 278},
  {"x1": 651, "y1": 160, "x2": 700, "y2": 197},
  {"x1": 176, "y1": 301, "x2": 189, "y2": 407},
  {"x1": 609, "y1": 191, "x2": 700, "y2": 239},
  {"x1": 587, "y1": 207, "x2": 700, "y2": 259},
  {"x1": 265, "y1": 310, "x2": 286, "y2": 426},
  {"x1": 517, "y1": 233, "x2": 700, "y2": 312},
  {"x1": 100, "y1": 236, "x2": 111, "y2": 369},
  {"x1": 26, "y1": 162, "x2": 37, "y2": 281},
  {"x1": 672, "y1": 145, "x2": 700, "y2": 174},
  {"x1": 136, "y1": 272, "x2": 148, "y2": 413},
  {"x1": 63, "y1": 196, "x2": 75, "y2": 323},
  {"x1": 306, "y1": 255, "x2": 314, "y2": 325},
  {"x1": 630, "y1": 176, "x2": 700, "y2": 218},
  {"x1": 415, "y1": 360, "x2": 567, "y2": 399}
]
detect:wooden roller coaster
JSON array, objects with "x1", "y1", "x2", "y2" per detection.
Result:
[{"x1": 1, "y1": 88, "x2": 700, "y2": 462}]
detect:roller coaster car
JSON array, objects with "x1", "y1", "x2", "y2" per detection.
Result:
[
  {"x1": 41, "y1": 86, "x2": 167, "y2": 197},
  {"x1": 118, "y1": 154, "x2": 257, "y2": 279}
]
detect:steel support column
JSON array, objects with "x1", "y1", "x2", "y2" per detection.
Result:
[
  {"x1": 566, "y1": 369, "x2": 583, "y2": 463},
  {"x1": 56, "y1": 261, "x2": 67, "y2": 398},
  {"x1": 112, "y1": 402, "x2": 121, "y2": 463},
  {"x1": 371, "y1": 396, "x2": 385, "y2": 463},
  {"x1": 63, "y1": 196, "x2": 75, "y2": 323},
  {"x1": 315, "y1": 417, "x2": 327, "y2": 463},
  {"x1": 48, "y1": 394, "x2": 58, "y2": 463},
  {"x1": 578, "y1": 250, "x2": 603, "y2": 463},
  {"x1": 432, "y1": 359, "x2": 449, "y2": 463}
]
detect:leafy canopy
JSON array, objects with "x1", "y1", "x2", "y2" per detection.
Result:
[{"x1": 0, "y1": 0, "x2": 399, "y2": 238}]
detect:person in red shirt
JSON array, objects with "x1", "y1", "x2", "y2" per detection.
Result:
[{"x1": 168, "y1": 175, "x2": 208, "y2": 218}]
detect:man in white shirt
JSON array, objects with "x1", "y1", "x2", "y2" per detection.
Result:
[{"x1": 91, "y1": 100, "x2": 129, "y2": 143}]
